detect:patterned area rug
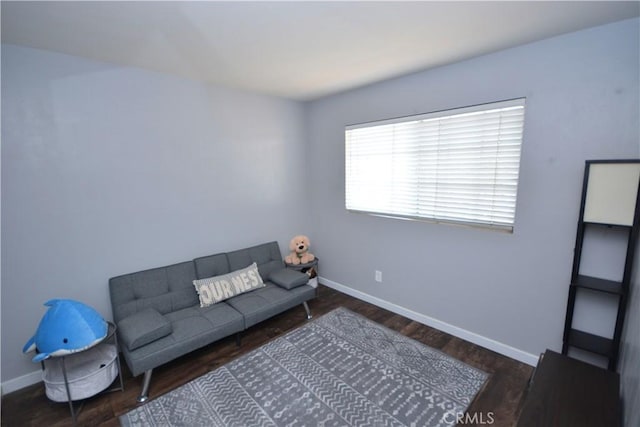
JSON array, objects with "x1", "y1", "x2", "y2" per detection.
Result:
[{"x1": 120, "y1": 307, "x2": 488, "y2": 426}]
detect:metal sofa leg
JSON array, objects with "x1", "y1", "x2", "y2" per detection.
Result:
[
  {"x1": 303, "y1": 301, "x2": 312, "y2": 320},
  {"x1": 137, "y1": 369, "x2": 153, "y2": 403},
  {"x1": 236, "y1": 332, "x2": 242, "y2": 347}
]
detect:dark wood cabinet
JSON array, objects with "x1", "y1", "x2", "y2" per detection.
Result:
[{"x1": 517, "y1": 350, "x2": 620, "y2": 427}]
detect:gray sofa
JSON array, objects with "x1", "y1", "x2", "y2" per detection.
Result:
[{"x1": 109, "y1": 241, "x2": 316, "y2": 402}]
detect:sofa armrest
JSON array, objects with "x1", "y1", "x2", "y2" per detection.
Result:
[
  {"x1": 118, "y1": 308, "x2": 172, "y2": 351},
  {"x1": 268, "y1": 268, "x2": 309, "y2": 290}
]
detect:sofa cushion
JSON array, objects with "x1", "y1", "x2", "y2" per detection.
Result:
[
  {"x1": 121, "y1": 303, "x2": 244, "y2": 377},
  {"x1": 118, "y1": 308, "x2": 172, "y2": 351},
  {"x1": 193, "y1": 262, "x2": 265, "y2": 307},
  {"x1": 227, "y1": 241, "x2": 283, "y2": 279},
  {"x1": 193, "y1": 253, "x2": 230, "y2": 280},
  {"x1": 109, "y1": 261, "x2": 199, "y2": 322},
  {"x1": 268, "y1": 268, "x2": 309, "y2": 290},
  {"x1": 226, "y1": 283, "x2": 316, "y2": 328}
]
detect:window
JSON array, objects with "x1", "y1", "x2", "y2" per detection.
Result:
[{"x1": 345, "y1": 98, "x2": 526, "y2": 231}]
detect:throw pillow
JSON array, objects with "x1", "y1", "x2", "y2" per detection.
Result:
[
  {"x1": 193, "y1": 262, "x2": 265, "y2": 307},
  {"x1": 118, "y1": 308, "x2": 172, "y2": 351}
]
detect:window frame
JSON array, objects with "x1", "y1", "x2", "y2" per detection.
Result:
[{"x1": 344, "y1": 98, "x2": 526, "y2": 232}]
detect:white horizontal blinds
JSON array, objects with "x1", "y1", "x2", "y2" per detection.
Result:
[{"x1": 345, "y1": 99, "x2": 525, "y2": 230}]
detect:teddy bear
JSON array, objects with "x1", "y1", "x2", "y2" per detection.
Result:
[{"x1": 285, "y1": 235, "x2": 315, "y2": 265}]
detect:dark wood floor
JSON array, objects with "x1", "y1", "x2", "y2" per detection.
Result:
[{"x1": 2, "y1": 285, "x2": 534, "y2": 426}]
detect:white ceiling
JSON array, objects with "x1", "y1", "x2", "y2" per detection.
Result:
[{"x1": 2, "y1": 1, "x2": 639, "y2": 101}]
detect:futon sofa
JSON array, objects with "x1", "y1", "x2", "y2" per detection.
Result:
[{"x1": 108, "y1": 241, "x2": 316, "y2": 402}]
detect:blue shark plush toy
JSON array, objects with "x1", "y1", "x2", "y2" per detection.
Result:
[{"x1": 23, "y1": 299, "x2": 108, "y2": 362}]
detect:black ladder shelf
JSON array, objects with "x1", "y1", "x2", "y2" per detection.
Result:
[{"x1": 562, "y1": 159, "x2": 640, "y2": 371}]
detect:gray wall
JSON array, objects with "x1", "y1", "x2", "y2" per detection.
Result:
[
  {"x1": 1, "y1": 45, "x2": 308, "y2": 385},
  {"x1": 305, "y1": 18, "x2": 639, "y2": 361},
  {"x1": 2, "y1": 17, "x2": 639, "y2": 401},
  {"x1": 620, "y1": 243, "x2": 640, "y2": 426}
]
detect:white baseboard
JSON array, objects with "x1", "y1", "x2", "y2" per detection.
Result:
[
  {"x1": 2, "y1": 369, "x2": 42, "y2": 395},
  {"x1": 2, "y1": 277, "x2": 537, "y2": 394},
  {"x1": 319, "y1": 276, "x2": 539, "y2": 367}
]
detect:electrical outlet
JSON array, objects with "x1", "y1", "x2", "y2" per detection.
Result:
[{"x1": 375, "y1": 270, "x2": 382, "y2": 282}]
